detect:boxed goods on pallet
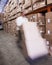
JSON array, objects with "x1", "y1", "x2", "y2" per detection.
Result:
[
  {"x1": 46, "y1": 22, "x2": 52, "y2": 35},
  {"x1": 46, "y1": 28, "x2": 52, "y2": 35},
  {"x1": 8, "y1": 0, "x2": 12, "y2": 3},
  {"x1": 24, "y1": 7, "x2": 32, "y2": 14},
  {"x1": 37, "y1": 13, "x2": 46, "y2": 35},
  {"x1": 10, "y1": 8, "x2": 17, "y2": 16},
  {"x1": 26, "y1": 15, "x2": 32, "y2": 21},
  {"x1": 10, "y1": 20, "x2": 16, "y2": 35},
  {"x1": 38, "y1": 1, "x2": 46, "y2": 8},
  {"x1": 9, "y1": 0, "x2": 14, "y2": 6},
  {"x1": 37, "y1": 13, "x2": 45, "y2": 24},
  {"x1": 39, "y1": 26, "x2": 45, "y2": 34},
  {"x1": 4, "y1": 3, "x2": 10, "y2": 13},
  {"x1": 7, "y1": 21, "x2": 11, "y2": 33},
  {"x1": 33, "y1": 3, "x2": 38, "y2": 10},
  {"x1": 0, "y1": 13, "x2": 4, "y2": 23},
  {"x1": 45, "y1": 12, "x2": 52, "y2": 54},
  {"x1": 45, "y1": 34, "x2": 52, "y2": 56},
  {"x1": 10, "y1": 3, "x2": 17, "y2": 12},
  {"x1": 45, "y1": 12, "x2": 52, "y2": 35},
  {"x1": 45, "y1": 12, "x2": 52, "y2": 19},
  {"x1": 23, "y1": 0, "x2": 31, "y2": 9},
  {"x1": 38, "y1": 16, "x2": 45, "y2": 24},
  {"x1": 3, "y1": 22, "x2": 8, "y2": 32},
  {"x1": 31, "y1": 14, "x2": 38, "y2": 22},
  {"x1": 33, "y1": 0, "x2": 46, "y2": 10},
  {"x1": 17, "y1": 7, "x2": 21, "y2": 13},
  {"x1": 26, "y1": 14, "x2": 38, "y2": 22},
  {"x1": 47, "y1": 0, "x2": 52, "y2": 5},
  {"x1": 32, "y1": 0, "x2": 38, "y2": 4},
  {"x1": 17, "y1": 13, "x2": 21, "y2": 17},
  {"x1": 18, "y1": 0, "x2": 25, "y2": 4}
]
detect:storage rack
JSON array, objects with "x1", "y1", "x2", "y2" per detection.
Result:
[
  {"x1": 25, "y1": 3, "x2": 52, "y2": 16},
  {"x1": 24, "y1": 3, "x2": 52, "y2": 38}
]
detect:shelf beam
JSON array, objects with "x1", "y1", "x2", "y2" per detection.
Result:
[{"x1": 25, "y1": 4, "x2": 52, "y2": 16}]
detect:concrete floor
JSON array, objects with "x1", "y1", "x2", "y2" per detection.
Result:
[
  {"x1": 0, "y1": 30, "x2": 52, "y2": 65},
  {"x1": 0, "y1": 30, "x2": 30, "y2": 65}
]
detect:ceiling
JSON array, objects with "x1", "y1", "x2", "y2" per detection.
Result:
[{"x1": 0, "y1": 0, "x2": 8, "y2": 12}]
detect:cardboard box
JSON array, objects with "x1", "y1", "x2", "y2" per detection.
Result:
[
  {"x1": 45, "y1": 12, "x2": 52, "y2": 36},
  {"x1": 45, "y1": 12, "x2": 52, "y2": 19},
  {"x1": 33, "y1": 2, "x2": 39, "y2": 10},
  {"x1": 3, "y1": 22, "x2": 8, "y2": 32},
  {"x1": 32, "y1": 0, "x2": 38, "y2": 4},
  {"x1": 38, "y1": 1, "x2": 46, "y2": 8},
  {"x1": 7, "y1": 21, "x2": 11, "y2": 33},
  {"x1": 32, "y1": 14, "x2": 38, "y2": 22},
  {"x1": 33, "y1": 1, "x2": 46, "y2": 10},
  {"x1": 38, "y1": 16, "x2": 45, "y2": 24},
  {"x1": 17, "y1": 7, "x2": 21, "y2": 13},
  {"x1": 24, "y1": 7, "x2": 32, "y2": 14},
  {"x1": 47, "y1": 0, "x2": 52, "y2": 4},
  {"x1": 46, "y1": 19, "x2": 52, "y2": 25},
  {"x1": 10, "y1": 8, "x2": 17, "y2": 16},
  {"x1": 10, "y1": 20, "x2": 16, "y2": 36},
  {"x1": 18, "y1": 0, "x2": 25, "y2": 4},
  {"x1": 23, "y1": 0, "x2": 31, "y2": 9},
  {"x1": 46, "y1": 28, "x2": 52, "y2": 35},
  {"x1": 39, "y1": 26, "x2": 45, "y2": 33}
]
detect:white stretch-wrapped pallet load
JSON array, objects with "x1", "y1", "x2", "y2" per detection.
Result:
[{"x1": 21, "y1": 22, "x2": 48, "y2": 60}]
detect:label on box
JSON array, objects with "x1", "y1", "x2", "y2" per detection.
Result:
[
  {"x1": 48, "y1": 30, "x2": 50, "y2": 34},
  {"x1": 40, "y1": 30, "x2": 44, "y2": 33},
  {"x1": 48, "y1": 19, "x2": 50, "y2": 23},
  {"x1": 33, "y1": 16, "x2": 35, "y2": 18},
  {"x1": 47, "y1": 41, "x2": 49, "y2": 45}
]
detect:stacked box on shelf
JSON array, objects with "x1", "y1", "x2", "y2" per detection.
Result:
[
  {"x1": 0, "y1": 13, "x2": 4, "y2": 23},
  {"x1": 45, "y1": 12, "x2": 52, "y2": 36},
  {"x1": 10, "y1": 7, "x2": 17, "y2": 17},
  {"x1": 23, "y1": 0, "x2": 32, "y2": 14},
  {"x1": 17, "y1": 5, "x2": 22, "y2": 12},
  {"x1": 27, "y1": 14, "x2": 34, "y2": 21},
  {"x1": 3, "y1": 22, "x2": 8, "y2": 32},
  {"x1": 37, "y1": 13, "x2": 46, "y2": 37},
  {"x1": 23, "y1": 0, "x2": 31, "y2": 9},
  {"x1": 8, "y1": 0, "x2": 12, "y2": 3},
  {"x1": 18, "y1": 0, "x2": 25, "y2": 5},
  {"x1": 5, "y1": 20, "x2": 16, "y2": 36},
  {"x1": 4, "y1": 1, "x2": 10, "y2": 24},
  {"x1": 24, "y1": 7, "x2": 32, "y2": 14},
  {"x1": 45, "y1": 12, "x2": 52, "y2": 54},
  {"x1": 33, "y1": 0, "x2": 46, "y2": 10},
  {"x1": 10, "y1": 1, "x2": 17, "y2": 12},
  {"x1": 10, "y1": 20, "x2": 16, "y2": 36},
  {"x1": 32, "y1": 0, "x2": 38, "y2": 4},
  {"x1": 7, "y1": 21, "x2": 11, "y2": 33},
  {"x1": 27, "y1": 14, "x2": 38, "y2": 22},
  {"x1": 47, "y1": 0, "x2": 52, "y2": 5},
  {"x1": 4, "y1": 3, "x2": 9, "y2": 13},
  {"x1": 32, "y1": 14, "x2": 38, "y2": 22},
  {"x1": 9, "y1": 0, "x2": 18, "y2": 17},
  {"x1": 26, "y1": 13, "x2": 46, "y2": 37}
]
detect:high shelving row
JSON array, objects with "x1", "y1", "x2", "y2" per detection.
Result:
[{"x1": 3, "y1": 0, "x2": 52, "y2": 38}]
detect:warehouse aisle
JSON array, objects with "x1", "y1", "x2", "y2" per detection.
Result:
[
  {"x1": 0, "y1": 31, "x2": 52, "y2": 65},
  {"x1": 0, "y1": 30, "x2": 30, "y2": 65}
]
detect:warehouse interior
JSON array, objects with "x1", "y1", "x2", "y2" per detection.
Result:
[{"x1": 0, "y1": 0, "x2": 52, "y2": 65}]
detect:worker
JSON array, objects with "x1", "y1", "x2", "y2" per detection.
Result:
[{"x1": 15, "y1": 11, "x2": 28, "y2": 43}]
